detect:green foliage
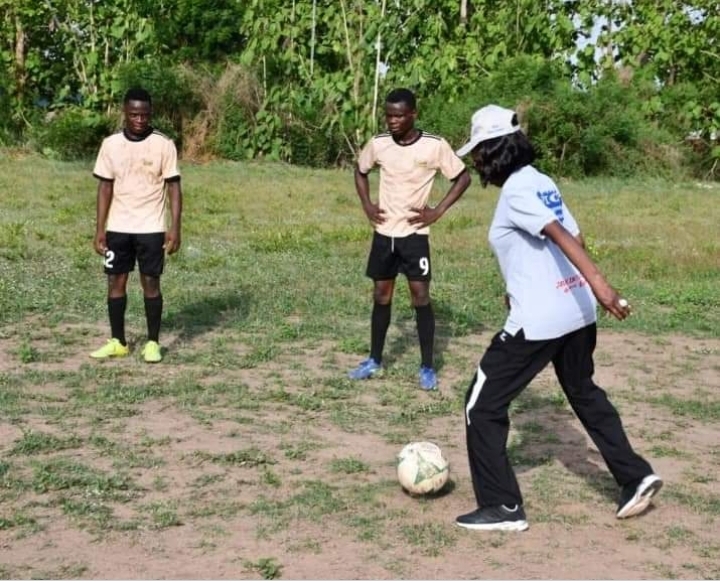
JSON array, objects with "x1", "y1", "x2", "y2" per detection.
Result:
[
  {"x1": 37, "y1": 107, "x2": 115, "y2": 160},
  {"x1": 214, "y1": 100, "x2": 286, "y2": 162},
  {"x1": 1, "y1": 1, "x2": 718, "y2": 179},
  {"x1": 285, "y1": 101, "x2": 347, "y2": 167},
  {"x1": 654, "y1": 82, "x2": 720, "y2": 178},
  {"x1": 523, "y1": 75, "x2": 659, "y2": 178},
  {"x1": 115, "y1": 61, "x2": 201, "y2": 145},
  {"x1": 421, "y1": 55, "x2": 563, "y2": 147},
  {"x1": 148, "y1": 0, "x2": 248, "y2": 62},
  {"x1": 604, "y1": 0, "x2": 719, "y2": 88},
  {"x1": 424, "y1": 57, "x2": 684, "y2": 179},
  {"x1": 0, "y1": 79, "x2": 20, "y2": 145}
]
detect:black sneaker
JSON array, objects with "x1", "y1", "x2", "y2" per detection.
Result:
[
  {"x1": 456, "y1": 504, "x2": 529, "y2": 531},
  {"x1": 617, "y1": 474, "x2": 663, "y2": 519}
]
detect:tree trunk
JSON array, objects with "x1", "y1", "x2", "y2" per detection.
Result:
[{"x1": 14, "y1": 13, "x2": 26, "y2": 102}]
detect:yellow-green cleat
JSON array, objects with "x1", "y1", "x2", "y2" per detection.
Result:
[
  {"x1": 90, "y1": 338, "x2": 130, "y2": 359},
  {"x1": 142, "y1": 340, "x2": 162, "y2": 363}
]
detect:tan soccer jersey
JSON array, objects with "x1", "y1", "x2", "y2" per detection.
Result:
[
  {"x1": 93, "y1": 130, "x2": 180, "y2": 234},
  {"x1": 357, "y1": 131, "x2": 466, "y2": 237}
]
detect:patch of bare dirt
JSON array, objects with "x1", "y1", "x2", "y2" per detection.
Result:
[{"x1": 1, "y1": 329, "x2": 719, "y2": 579}]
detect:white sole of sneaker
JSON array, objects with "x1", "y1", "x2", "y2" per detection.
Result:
[
  {"x1": 617, "y1": 474, "x2": 663, "y2": 519},
  {"x1": 456, "y1": 520, "x2": 529, "y2": 532}
]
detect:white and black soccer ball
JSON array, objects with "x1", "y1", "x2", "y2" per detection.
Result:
[{"x1": 396, "y1": 441, "x2": 449, "y2": 495}]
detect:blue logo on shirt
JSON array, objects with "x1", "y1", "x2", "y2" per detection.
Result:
[{"x1": 537, "y1": 189, "x2": 564, "y2": 222}]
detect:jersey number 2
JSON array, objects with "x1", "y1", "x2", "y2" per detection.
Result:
[{"x1": 104, "y1": 250, "x2": 115, "y2": 269}]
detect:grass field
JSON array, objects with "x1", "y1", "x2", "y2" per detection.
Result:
[{"x1": 0, "y1": 152, "x2": 719, "y2": 579}]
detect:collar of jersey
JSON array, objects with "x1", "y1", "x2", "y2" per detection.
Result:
[
  {"x1": 392, "y1": 129, "x2": 423, "y2": 147},
  {"x1": 123, "y1": 127, "x2": 154, "y2": 142}
]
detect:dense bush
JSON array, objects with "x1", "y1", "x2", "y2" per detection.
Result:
[
  {"x1": 421, "y1": 56, "x2": 683, "y2": 179},
  {"x1": 0, "y1": 82, "x2": 23, "y2": 147},
  {"x1": 114, "y1": 60, "x2": 201, "y2": 147},
  {"x1": 36, "y1": 108, "x2": 116, "y2": 160},
  {"x1": 27, "y1": 61, "x2": 192, "y2": 160},
  {"x1": 285, "y1": 119, "x2": 346, "y2": 168},
  {"x1": 653, "y1": 82, "x2": 720, "y2": 179},
  {"x1": 211, "y1": 97, "x2": 258, "y2": 161},
  {"x1": 9, "y1": 54, "x2": 716, "y2": 180}
]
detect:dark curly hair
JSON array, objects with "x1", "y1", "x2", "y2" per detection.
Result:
[{"x1": 472, "y1": 128, "x2": 536, "y2": 187}]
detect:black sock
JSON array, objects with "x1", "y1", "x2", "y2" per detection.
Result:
[
  {"x1": 415, "y1": 303, "x2": 435, "y2": 368},
  {"x1": 370, "y1": 302, "x2": 391, "y2": 364},
  {"x1": 144, "y1": 295, "x2": 163, "y2": 343},
  {"x1": 108, "y1": 296, "x2": 127, "y2": 345}
]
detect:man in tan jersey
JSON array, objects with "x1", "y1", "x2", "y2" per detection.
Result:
[
  {"x1": 89, "y1": 88, "x2": 183, "y2": 363},
  {"x1": 348, "y1": 88, "x2": 471, "y2": 390}
]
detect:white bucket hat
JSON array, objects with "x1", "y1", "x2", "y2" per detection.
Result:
[{"x1": 456, "y1": 104, "x2": 521, "y2": 157}]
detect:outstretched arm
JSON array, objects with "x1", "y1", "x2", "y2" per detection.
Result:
[
  {"x1": 542, "y1": 220, "x2": 630, "y2": 320},
  {"x1": 408, "y1": 169, "x2": 471, "y2": 228}
]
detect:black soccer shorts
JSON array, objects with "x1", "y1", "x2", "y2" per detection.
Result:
[
  {"x1": 103, "y1": 231, "x2": 165, "y2": 277},
  {"x1": 365, "y1": 232, "x2": 431, "y2": 281}
]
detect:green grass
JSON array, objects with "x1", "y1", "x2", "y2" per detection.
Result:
[
  {"x1": 649, "y1": 394, "x2": 720, "y2": 421},
  {"x1": 243, "y1": 557, "x2": 283, "y2": 580},
  {"x1": 0, "y1": 156, "x2": 718, "y2": 579},
  {"x1": 9, "y1": 431, "x2": 83, "y2": 456},
  {"x1": 401, "y1": 521, "x2": 458, "y2": 556},
  {"x1": 329, "y1": 457, "x2": 370, "y2": 474},
  {"x1": 0, "y1": 158, "x2": 718, "y2": 337},
  {"x1": 192, "y1": 448, "x2": 276, "y2": 467}
]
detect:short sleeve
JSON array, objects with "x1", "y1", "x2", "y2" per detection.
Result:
[
  {"x1": 92, "y1": 139, "x2": 114, "y2": 181},
  {"x1": 162, "y1": 138, "x2": 180, "y2": 180},
  {"x1": 505, "y1": 185, "x2": 559, "y2": 238},
  {"x1": 561, "y1": 204, "x2": 580, "y2": 237},
  {"x1": 356, "y1": 139, "x2": 377, "y2": 174},
  {"x1": 436, "y1": 138, "x2": 466, "y2": 180}
]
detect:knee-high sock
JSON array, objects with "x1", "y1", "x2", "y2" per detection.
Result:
[
  {"x1": 144, "y1": 295, "x2": 163, "y2": 342},
  {"x1": 370, "y1": 302, "x2": 391, "y2": 363},
  {"x1": 415, "y1": 303, "x2": 435, "y2": 368},
  {"x1": 108, "y1": 296, "x2": 127, "y2": 345}
]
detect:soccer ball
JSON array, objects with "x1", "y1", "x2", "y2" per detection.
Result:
[{"x1": 396, "y1": 441, "x2": 449, "y2": 495}]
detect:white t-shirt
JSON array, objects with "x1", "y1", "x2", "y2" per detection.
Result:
[{"x1": 488, "y1": 165, "x2": 597, "y2": 340}]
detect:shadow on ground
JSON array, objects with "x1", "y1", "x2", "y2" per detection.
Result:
[
  {"x1": 512, "y1": 394, "x2": 620, "y2": 504},
  {"x1": 382, "y1": 298, "x2": 487, "y2": 373},
  {"x1": 163, "y1": 289, "x2": 251, "y2": 347}
]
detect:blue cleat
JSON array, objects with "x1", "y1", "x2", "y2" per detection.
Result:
[
  {"x1": 419, "y1": 366, "x2": 438, "y2": 390},
  {"x1": 348, "y1": 357, "x2": 382, "y2": 380}
]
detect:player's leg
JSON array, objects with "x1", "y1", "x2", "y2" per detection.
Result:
[
  {"x1": 552, "y1": 323, "x2": 661, "y2": 518},
  {"x1": 457, "y1": 329, "x2": 559, "y2": 531},
  {"x1": 349, "y1": 233, "x2": 399, "y2": 380},
  {"x1": 407, "y1": 279, "x2": 436, "y2": 389},
  {"x1": 400, "y1": 235, "x2": 435, "y2": 390},
  {"x1": 370, "y1": 278, "x2": 395, "y2": 363},
  {"x1": 137, "y1": 233, "x2": 166, "y2": 363},
  {"x1": 91, "y1": 232, "x2": 132, "y2": 358}
]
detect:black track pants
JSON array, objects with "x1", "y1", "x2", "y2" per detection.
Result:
[{"x1": 464, "y1": 323, "x2": 654, "y2": 507}]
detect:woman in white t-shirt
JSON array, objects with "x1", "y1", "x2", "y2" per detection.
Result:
[{"x1": 453, "y1": 105, "x2": 662, "y2": 532}]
